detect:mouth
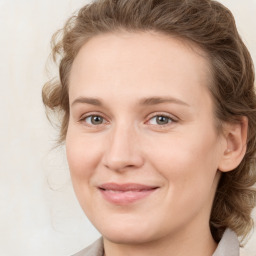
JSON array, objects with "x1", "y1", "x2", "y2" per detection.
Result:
[{"x1": 98, "y1": 183, "x2": 159, "y2": 205}]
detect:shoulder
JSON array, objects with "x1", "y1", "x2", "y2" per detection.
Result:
[
  {"x1": 72, "y1": 238, "x2": 104, "y2": 256},
  {"x1": 240, "y1": 248, "x2": 255, "y2": 256}
]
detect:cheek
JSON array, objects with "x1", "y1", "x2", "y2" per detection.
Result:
[
  {"x1": 65, "y1": 131, "x2": 101, "y2": 180},
  {"x1": 65, "y1": 130, "x2": 102, "y2": 212},
  {"x1": 147, "y1": 130, "x2": 220, "y2": 192},
  {"x1": 155, "y1": 136, "x2": 220, "y2": 221}
]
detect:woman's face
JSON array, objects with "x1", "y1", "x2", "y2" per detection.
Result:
[{"x1": 66, "y1": 32, "x2": 226, "y2": 244}]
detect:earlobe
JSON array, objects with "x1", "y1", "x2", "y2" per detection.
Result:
[{"x1": 218, "y1": 116, "x2": 248, "y2": 172}]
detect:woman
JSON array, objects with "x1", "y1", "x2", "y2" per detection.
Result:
[{"x1": 42, "y1": 0, "x2": 256, "y2": 255}]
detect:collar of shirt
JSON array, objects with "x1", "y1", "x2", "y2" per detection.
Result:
[{"x1": 213, "y1": 229, "x2": 240, "y2": 256}]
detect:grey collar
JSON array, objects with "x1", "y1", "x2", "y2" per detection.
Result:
[
  {"x1": 213, "y1": 229, "x2": 240, "y2": 256},
  {"x1": 72, "y1": 237, "x2": 104, "y2": 256}
]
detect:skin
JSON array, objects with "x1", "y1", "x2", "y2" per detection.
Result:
[{"x1": 66, "y1": 32, "x2": 246, "y2": 256}]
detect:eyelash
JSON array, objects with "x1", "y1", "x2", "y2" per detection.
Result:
[
  {"x1": 79, "y1": 112, "x2": 178, "y2": 128},
  {"x1": 145, "y1": 113, "x2": 177, "y2": 127},
  {"x1": 79, "y1": 112, "x2": 109, "y2": 127}
]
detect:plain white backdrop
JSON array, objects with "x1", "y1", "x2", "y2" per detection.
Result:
[{"x1": 0, "y1": 0, "x2": 255, "y2": 255}]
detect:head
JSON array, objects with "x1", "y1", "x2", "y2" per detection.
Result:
[{"x1": 43, "y1": 0, "x2": 256, "y2": 243}]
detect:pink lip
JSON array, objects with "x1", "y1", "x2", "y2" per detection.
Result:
[{"x1": 98, "y1": 183, "x2": 158, "y2": 205}]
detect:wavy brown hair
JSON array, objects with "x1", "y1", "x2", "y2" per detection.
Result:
[{"x1": 42, "y1": 0, "x2": 256, "y2": 243}]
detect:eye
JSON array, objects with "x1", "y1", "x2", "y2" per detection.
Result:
[
  {"x1": 147, "y1": 115, "x2": 175, "y2": 126},
  {"x1": 83, "y1": 115, "x2": 107, "y2": 126}
]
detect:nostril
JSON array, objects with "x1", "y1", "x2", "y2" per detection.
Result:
[
  {"x1": 102, "y1": 140, "x2": 144, "y2": 171},
  {"x1": 104, "y1": 161, "x2": 141, "y2": 172}
]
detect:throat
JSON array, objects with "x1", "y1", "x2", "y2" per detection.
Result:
[{"x1": 102, "y1": 230, "x2": 217, "y2": 256}]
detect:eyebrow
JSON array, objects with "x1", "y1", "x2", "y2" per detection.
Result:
[
  {"x1": 71, "y1": 97, "x2": 103, "y2": 106},
  {"x1": 71, "y1": 96, "x2": 190, "y2": 107},
  {"x1": 139, "y1": 97, "x2": 190, "y2": 107}
]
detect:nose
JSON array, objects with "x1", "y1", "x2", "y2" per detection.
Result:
[{"x1": 102, "y1": 124, "x2": 144, "y2": 172}]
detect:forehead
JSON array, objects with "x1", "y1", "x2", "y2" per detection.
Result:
[{"x1": 69, "y1": 32, "x2": 213, "y2": 108}]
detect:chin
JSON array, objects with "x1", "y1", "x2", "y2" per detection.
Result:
[
  {"x1": 97, "y1": 220, "x2": 157, "y2": 245},
  {"x1": 103, "y1": 231, "x2": 155, "y2": 245}
]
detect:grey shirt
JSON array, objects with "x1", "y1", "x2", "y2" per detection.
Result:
[{"x1": 73, "y1": 229, "x2": 239, "y2": 256}]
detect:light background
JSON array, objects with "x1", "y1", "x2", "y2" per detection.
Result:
[{"x1": 0, "y1": 0, "x2": 255, "y2": 255}]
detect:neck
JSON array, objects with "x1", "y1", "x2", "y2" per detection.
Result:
[{"x1": 103, "y1": 226, "x2": 217, "y2": 256}]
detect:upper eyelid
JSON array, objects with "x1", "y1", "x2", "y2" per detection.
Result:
[
  {"x1": 79, "y1": 112, "x2": 109, "y2": 121},
  {"x1": 146, "y1": 112, "x2": 178, "y2": 121}
]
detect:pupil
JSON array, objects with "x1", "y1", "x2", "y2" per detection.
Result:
[
  {"x1": 92, "y1": 116, "x2": 103, "y2": 124},
  {"x1": 157, "y1": 116, "x2": 168, "y2": 125}
]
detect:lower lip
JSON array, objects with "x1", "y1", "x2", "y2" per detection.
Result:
[{"x1": 99, "y1": 188, "x2": 157, "y2": 205}]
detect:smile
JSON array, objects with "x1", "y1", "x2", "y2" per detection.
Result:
[{"x1": 98, "y1": 183, "x2": 159, "y2": 205}]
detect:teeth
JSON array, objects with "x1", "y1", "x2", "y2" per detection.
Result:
[
  {"x1": 107, "y1": 189, "x2": 146, "y2": 193},
  {"x1": 100, "y1": 187, "x2": 157, "y2": 192},
  {"x1": 108, "y1": 190, "x2": 129, "y2": 193},
  {"x1": 109, "y1": 190, "x2": 120, "y2": 193}
]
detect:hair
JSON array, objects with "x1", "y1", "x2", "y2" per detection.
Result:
[{"x1": 42, "y1": 0, "x2": 256, "y2": 243}]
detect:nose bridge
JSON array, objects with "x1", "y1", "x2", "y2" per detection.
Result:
[{"x1": 103, "y1": 121, "x2": 143, "y2": 171}]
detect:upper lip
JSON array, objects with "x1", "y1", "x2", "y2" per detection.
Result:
[{"x1": 99, "y1": 183, "x2": 159, "y2": 191}]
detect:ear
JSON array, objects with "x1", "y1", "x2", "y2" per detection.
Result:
[{"x1": 218, "y1": 116, "x2": 248, "y2": 172}]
